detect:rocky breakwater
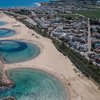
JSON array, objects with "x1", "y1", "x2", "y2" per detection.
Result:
[
  {"x1": 0, "y1": 59, "x2": 13, "y2": 90},
  {"x1": 0, "y1": 71, "x2": 13, "y2": 89}
]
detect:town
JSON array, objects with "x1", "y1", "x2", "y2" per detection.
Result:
[
  {"x1": 2, "y1": 0, "x2": 99, "y2": 66},
  {"x1": 0, "y1": 0, "x2": 100, "y2": 100}
]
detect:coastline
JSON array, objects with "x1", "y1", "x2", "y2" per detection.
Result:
[
  {"x1": 7, "y1": 67, "x2": 70, "y2": 100},
  {"x1": 0, "y1": 0, "x2": 48, "y2": 8},
  {"x1": 0, "y1": 13, "x2": 100, "y2": 100},
  {"x1": 34, "y1": 3, "x2": 41, "y2": 7}
]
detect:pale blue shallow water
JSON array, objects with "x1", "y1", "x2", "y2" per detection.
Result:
[
  {"x1": 0, "y1": 68, "x2": 67, "y2": 100},
  {"x1": 0, "y1": 0, "x2": 49, "y2": 8},
  {"x1": 0, "y1": 40, "x2": 40, "y2": 63},
  {"x1": 0, "y1": 28, "x2": 15, "y2": 38},
  {"x1": 0, "y1": 21, "x2": 7, "y2": 26}
]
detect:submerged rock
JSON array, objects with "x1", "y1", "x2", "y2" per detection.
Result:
[{"x1": 2, "y1": 97, "x2": 16, "y2": 100}]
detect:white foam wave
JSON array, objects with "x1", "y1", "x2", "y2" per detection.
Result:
[{"x1": 34, "y1": 3, "x2": 41, "y2": 7}]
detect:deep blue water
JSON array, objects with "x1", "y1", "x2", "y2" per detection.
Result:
[
  {"x1": 0, "y1": 40, "x2": 40, "y2": 63},
  {"x1": 0, "y1": 68, "x2": 67, "y2": 100},
  {"x1": 0, "y1": 0, "x2": 49, "y2": 8},
  {"x1": 0, "y1": 28, "x2": 15, "y2": 38}
]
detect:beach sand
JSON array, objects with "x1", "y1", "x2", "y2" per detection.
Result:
[{"x1": 0, "y1": 13, "x2": 100, "y2": 100}]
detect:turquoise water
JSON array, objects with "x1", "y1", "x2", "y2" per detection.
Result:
[
  {"x1": 0, "y1": 40, "x2": 40, "y2": 63},
  {"x1": 0, "y1": 0, "x2": 49, "y2": 8},
  {"x1": 0, "y1": 28, "x2": 15, "y2": 38},
  {"x1": 0, "y1": 21, "x2": 7, "y2": 26},
  {"x1": 0, "y1": 68, "x2": 67, "y2": 100}
]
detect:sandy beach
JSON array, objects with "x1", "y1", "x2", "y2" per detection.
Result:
[{"x1": 0, "y1": 12, "x2": 100, "y2": 100}]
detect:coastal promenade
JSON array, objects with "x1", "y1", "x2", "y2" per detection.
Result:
[{"x1": 0, "y1": 13, "x2": 100, "y2": 100}]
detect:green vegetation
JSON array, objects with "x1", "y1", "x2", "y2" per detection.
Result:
[
  {"x1": 18, "y1": 17, "x2": 100, "y2": 86},
  {"x1": 52, "y1": 39, "x2": 100, "y2": 86},
  {"x1": 25, "y1": 20, "x2": 100, "y2": 86},
  {"x1": 56, "y1": 8, "x2": 100, "y2": 19},
  {"x1": 4, "y1": 11, "x2": 100, "y2": 86},
  {"x1": 76, "y1": 8, "x2": 100, "y2": 18},
  {"x1": 56, "y1": 13, "x2": 83, "y2": 19},
  {"x1": 22, "y1": 19, "x2": 100, "y2": 86}
]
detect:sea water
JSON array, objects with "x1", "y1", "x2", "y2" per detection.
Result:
[
  {"x1": 0, "y1": 0, "x2": 49, "y2": 8},
  {"x1": 0, "y1": 28, "x2": 15, "y2": 38},
  {"x1": 0, "y1": 68, "x2": 67, "y2": 100},
  {"x1": 0, "y1": 40, "x2": 40, "y2": 63}
]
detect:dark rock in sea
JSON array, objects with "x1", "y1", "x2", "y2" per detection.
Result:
[
  {"x1": 0, "y1": 57, "x2": 14, "y2": 92},
  {"x1": 0, "y1": 70, "x2": 14, "y2": 90},
  {"x1": 2, "y1": 97, "x2": 16, "y2": 100}
]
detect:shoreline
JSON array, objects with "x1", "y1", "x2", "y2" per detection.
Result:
[
  {"x1": 0, "y1": 38, "x2": 44, "y2": 64},
  {"x1": 0, "y1": 13, "x2": 100, "y2": 100},
  {"x1": 7, "y1": 67, "x2": 70, "y2": 100},
  {"x1": 0, "y1": 1, "x2": 48, "y2": 9}
]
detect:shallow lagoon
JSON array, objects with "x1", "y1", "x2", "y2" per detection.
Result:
[
  {"x1": 0, "y1": 28, "x2": 15, "y2": 38},
  {"x1": 0, "y1": 40, "x2": 40, "y2": 63},
  {"x1": 0, "y1": 68, "x2": 67, "y2": 100}
]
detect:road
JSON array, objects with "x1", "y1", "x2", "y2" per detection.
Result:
[
  {"x1": 51, "y1": 22, "x2": 62, "y2": 36},
  {"x1": 87, "y1": 18, "x2": 92, "y2": 53}
]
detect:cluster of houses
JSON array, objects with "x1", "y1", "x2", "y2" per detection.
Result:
[
  {"x1": 32, "y1": 14, "x2": 89, "y2": 52},
  {"x1": 51, "y1": 18, "x2": 88, "y2": 52},
  {"x1": 88, "y1": 25, "x2": 100, "y2": 65},
  {"x1": 3, "y1": 1, "x2": 99, "y2": 66},
  {"x1": 32, "y1": 7, "x2": 100, "y2": 66}
]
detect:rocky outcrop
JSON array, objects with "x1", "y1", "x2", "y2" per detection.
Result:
[
  {"x1": 0, "y1": 71, "x2": 13, "y2": 89},
  {"x1": 2, "y1": 96, "x2": 16, "y2": 100},
  {"x1": 0, "y1": 59, "x2": 14, "y2": 89}
]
